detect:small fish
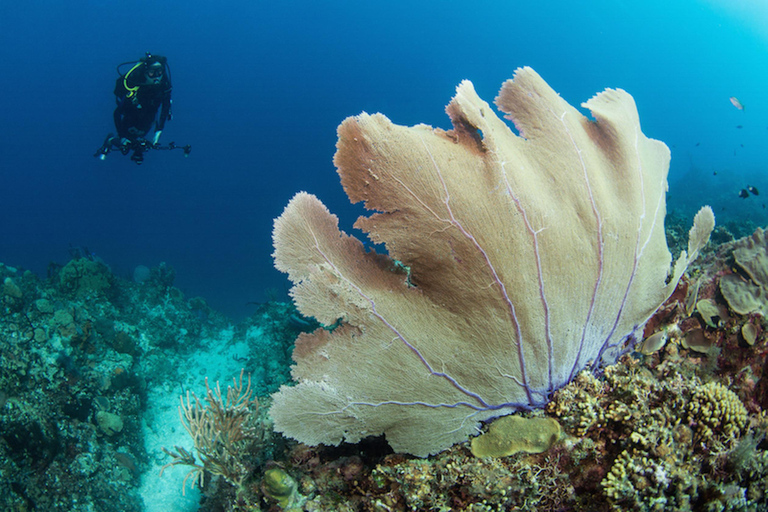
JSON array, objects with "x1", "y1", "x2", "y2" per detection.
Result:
[
  {"x1": 739, "y1": 189, "x2": 750, "y2": 199},
  {"x1": 713, "y1": 170, "x2": 717, "y2": 176},
  {"x1": 730, "y1": 96, "x2": 745, "y2": 110},
  {"x1": 695, "y1": 142, "x2": 700, "y2": 146},
  {"x1": 736, "y1": 125, "x2": 743, "y2": 129},
  {"x1": 748, "y1": 185, "x2": 759, "y2": 196}
]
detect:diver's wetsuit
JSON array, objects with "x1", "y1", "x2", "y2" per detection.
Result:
[{"x1": 113, "y1": 63, "x2": 171, "y2": 140}]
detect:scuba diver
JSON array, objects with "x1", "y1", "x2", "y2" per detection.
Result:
[{"x1": 95, "y1": 52, "x2": 190, "y2": 164}]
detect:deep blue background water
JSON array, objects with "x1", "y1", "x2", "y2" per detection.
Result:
[{"x1": 1, "y1": 1, "x2": 767, "y2": 320}]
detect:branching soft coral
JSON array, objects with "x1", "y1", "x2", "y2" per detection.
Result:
[{"x1": 160, "y1": 370, "x2": 262, "y2": 494}]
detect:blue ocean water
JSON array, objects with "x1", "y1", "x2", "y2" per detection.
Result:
[{"x1": 1, "y1": 0, "x2": 766, "y2": 320}]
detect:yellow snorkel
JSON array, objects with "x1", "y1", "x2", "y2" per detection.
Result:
[{"x1": 123, "y1": 62, "x2": 143, "y2": 98}]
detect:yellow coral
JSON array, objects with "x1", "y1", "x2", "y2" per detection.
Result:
[
  {"x1": 602, "y1": 450, "x2": 633, "y2": 501},
  {"x1": 603, "y1": 450, "x2": 677, "y2": 509},
  {"x1": 687, "y1": 382, "x2": 748, "y2": 443},
  {"x1": 547, "y1": 371, "x2": 606, "y2": 436}
]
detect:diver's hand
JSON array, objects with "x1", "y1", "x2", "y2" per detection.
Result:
[
  {"x1": 152, "y1": 131, "x2": 162, "y2": 146},
  {"x1": 117, "y1": 138, "x2": 131, "y2": 155}
]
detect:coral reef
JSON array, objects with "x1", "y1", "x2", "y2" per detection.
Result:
[
  {"x1": 0, "y1": 258, "x2": 298, "y2": 511},
  {"x1": 243, "y1": 227, "x2": 767, "y2": 511},
  {"x1": 548, "y1": 355, "x2": 767, "y2": 511},
  {"x1": 0, "y1": 262, "x2": 153, "y2": 510},
  {"x1": 254, "y1": 345, "x2": 766, "y2": 511},
  {"x1": 3, "y1": 219, "x2": 768, "y2": 511},
  {"x1": 57, "y1": 257, "x2": 114, "y2": 298}
]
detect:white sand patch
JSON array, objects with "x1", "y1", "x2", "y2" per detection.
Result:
[{"x1": 139, "y1": 326, "x2": 252, "y2": 511}]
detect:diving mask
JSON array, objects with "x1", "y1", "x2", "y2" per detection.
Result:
[{"x1": 146, "y1": 63, "x2": 164, "y2": 84}]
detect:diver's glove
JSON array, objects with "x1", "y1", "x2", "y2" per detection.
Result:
[{"x1": 152, "y1": 131, "x2": 162, "y2": 146}]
